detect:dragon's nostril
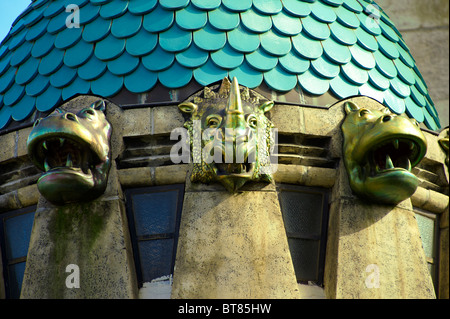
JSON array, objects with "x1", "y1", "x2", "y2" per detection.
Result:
[
  {"x1": 382, "y1": 115, "x2": 392, "y2": 122},
  {"x1": 64, "y1": 113, "x2": 78, "y2": 122}
]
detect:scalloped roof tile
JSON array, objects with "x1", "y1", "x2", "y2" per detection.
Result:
[{"x1": 0, "y1": 0, "x2": 442, "y2": 131}]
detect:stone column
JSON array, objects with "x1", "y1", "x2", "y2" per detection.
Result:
[
  {"x1": 324, "y1": 163, "x2": 436, "y2": 299},
  {"x1": 171, "y1": 178, "x2": 299, "y2": 299},
  {"x1": 20, "y1": 163, "x2": 138, "y2": 299}
]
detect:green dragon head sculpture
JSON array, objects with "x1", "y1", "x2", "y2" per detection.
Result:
[
  {"x1": 178, "y1": 77, "x2": 275, "y2": 192},
  {"x1": 27, "y1": 100, "x2": 112, "y2": 205},
  {"x1": 341, "y1": 101, "x2": 427, "y2": 204}
]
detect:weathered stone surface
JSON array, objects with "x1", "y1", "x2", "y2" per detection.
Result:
[
  {"x1": 325, "y1": 198, "x2": 436, "y2": 298},
  {"x1": 171, "y1": 188, "x2": 299, "y2": 299},
  {"x1": 20, "y1": 163, "x2": 138, "y2": 299}
]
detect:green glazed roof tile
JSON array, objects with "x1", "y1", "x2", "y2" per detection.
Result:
[
  {"x1": 35, "y1": 83, "x2": 61, "y2": 112},
  {"x1": 311, "y1": 55, "x2": 340, "y2": 79},
  {"x1": 64, "y1": 39, "x2": 94, "y2": 68},
  {"x1": 160, "y1": 0, "x2": 189, "y2": 11},
  {"x1": 330, "y1": 73, "x2": 360, "y2": 98},
  {"x1": 176, "y1": 3, "x2": 208, "y2": 30},
  {"x1": 368, "y1": 67, "x2": 390, "y2": 91},
  {"x1": 142, "y1": 46, "x2": 174, "y2": 71},
  {"x1": 94, "y1": 33, "x2": 125, "y2": 61},
  {"x1": 390, "y1": 77, "x2": 411, "y2": 99},
  {"x1": 330, "y1": 21, "x2": 357, "y2": 45},
  {"x1": 210, "y1": 43, "x2": 244, "y2": 70},
  {"x1": 25, "y1": 18, "x2": 48, "y2": 41},
  {"x1": 322, "y1": 37, "x2": 351, "y2": 64},
  {"x1": 31, "y1": 32, "x2": 55, "y2": 58},
  {"x1": 260, "y1": 29, "x2": 292, "y2": 56},
  {"x1": 38, "y1": 48, "x2": 64, "y2": 76},
  {"x1": 111, "y1": 11, "x2": 142, "y2": 38},
  {"x1": 208, "y1": 6, "x2": 239, "y2": 31},
  {"x1": 49, "y1": 65, "x2": 77, "y2": 88},
  {"x1": 61, "y1": 77, "x2": 90, "y2": 100},
  {"x1": 358, "y1": 82, "x2": 384, "y2": 103},
  {"x1": 279, "y1": 51, "x2": 310, "y2": 74},
  {"x1": 282, "y1": 0, "x2": 311, "y2": 17},
  {"x1": 376, "y1": 34, "x2": 399, "y2": 60},
  {"x1": 128, "y1": 0, "x2": 157, "y2": 15},
  {"x1": 349, "y1": 45, "x2": 376, "y2": 70},
  {"x1": 159, "y1": 24, "x2": 192, "y2": 52},
  {"x1": 99, "y1": 0, "x2": 128, "y2": 19},
  {"x1": 11, "y1": 94, "x2": 35, "y2": 121},
  {"x1": 10, "y1": 41, "x2": 33, "y2": 66},
  {"x1": 193, "y1": 23, "x2": 226, "y2": 51},
  {"x1": 404, "y1": 96, "x2": 424, "y2": 123},
  {"x1": 3, "y1": 83, "x2": 25, "y2": 106},
  {"x1": 241, "y1": 9, "x2": 273, "y2": 33},
  {"x1": 383, "y1": 89, "x2": 406, "y2": 114},
  {"x1": 271, "y1": 10, "x2": 302, "y2": 36},
  {"x1": 82, "y1": 16, "x2": 111, "y2": 43},
  {"x1": 301, "y1": 15, "x2": 330, "y2": 40},
  {"x1": 310, "y1": 1, "x2": 337, "y2": 23},
  {"x1": 125, "y1": 28, "x2": 157, "y2": 57},
  {"x1": 175, "y1": 43, "x2": 208, "y2": 68},
  {"x1": 222, "y1": 0, "x2": 253, "y2": 12},
  {"x1": 54, "y1": 26, "x2": 82, "y2": 49},
  {"x1": 264, "y1": 65, "x2": 298, "y2": 92},
  {"x1": 15, "y1": 57, "x2": 39, "y2": 85},
  {"x1": 124, "y1": 63, "x2": 157, "y2": 93},
  {"x1": 355, "y1": 26, "x2": 378, "y2": 52},
  {"x1": 158, "y1": 61, "x2": 192, "y2": 88},
  {"x1": 193, "y1": 59, "x2": 228, "y2": 86},
  {"x1": 90, "y1": 69, "x2": 123, "y2": 97},
  {"x1": 191, "y1": 0, "x2": 221, "y2": 11},
  {"x1": 292, "y1": 32, "x2": 323, "y2": 59},
  {"x1": 142, "y1": 4, "x2": 174, "y2": 32},
  {"x1": 253, "y1": 0, "x2": 283, "y2": 15},
  {"x1": 298, "y1": 69, "x2": 330, "y2": 95},
  {"x1": 245, "y1": 48, "x2": 278, "y2": 71},
  {"x1": 78, "y1": 3, "x2": 100, "y2": 24},
  {"x1": 335, "y1": 5, "x2": 360, "y2": 29},
  {"x1": 25, "y1": 73, "x2": 50, "y2": 97},
  {"x1": 228, "y1": 61, "x2": 263, "y2": 88},
  {"x1": 227, "y1": 25, "x2": 260, "y2": 53},
  {"x1": 77, "y1": 54, "x2": 107, "y2": 80},
  {"x1": 0, "y1": 0, "x2": 442, "y2": 131},
  {"x1": 107, "y1": 51, "x2": 140, "y2": 76}
]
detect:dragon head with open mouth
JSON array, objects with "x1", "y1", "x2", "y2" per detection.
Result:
[
  {"x1": 178, "y1": 77, "x2": 275, "y2": 192},
  {"x1": 341, "y1": 101, "x2": 427, "y2": 204},
  {"x1": 27, "y1": 100, "x2": 112, "y2": 205}
]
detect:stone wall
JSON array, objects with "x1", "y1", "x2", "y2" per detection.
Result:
[{"x1": 377, "y1": 0, "x2": 449, "y2": 129}]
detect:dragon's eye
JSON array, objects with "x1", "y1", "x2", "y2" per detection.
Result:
[
  {"x1": 247, "y1": 115, "x2": 258, "y2": 129},
  {"x1": 206, "y1": 115, "x2": 222, "y2": 128},
  {"x1": 359, "y1": 109, "x2": 371, "y2": 116}
]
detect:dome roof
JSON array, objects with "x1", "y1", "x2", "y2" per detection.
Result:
[{"x1": 0, "y1": 0, "x2": 441, "y2": 131}]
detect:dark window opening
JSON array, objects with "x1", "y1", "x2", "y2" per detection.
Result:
[
  {"x1": 277, "y1": 184, "x2": 329, "y2": 286},
  {"x1": 0, "y1": 206, "x2": 36, "y2": 299},
  {"x1": 125, "y1": 184, "x2": 184, "y2": 287}
]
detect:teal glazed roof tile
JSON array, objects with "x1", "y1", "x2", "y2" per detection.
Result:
[
  {"x1": 81, "y1": 17, "x2": 111, "y2": 42},
  {"x1": 176, "y1": 3, "x2": 208, "y2": 30},
  {"x1": 271, "y1": 10, "x2": 302, "y2": 36},
  {"x1": 0, "y1": 0, "x2": 442, "y2": 131},
  {"x1": 128, "y1": 0, "x2": 157, "y2": 15},
  {"x1": 11, "y1": 95, "x2": 35, "y2": 121},
  {"x1": 208, "y1": 6, "x2": 239, "y2": 31},
  {"x1": 126, "y1": 27, "x2": 157, "y2": 57}
]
